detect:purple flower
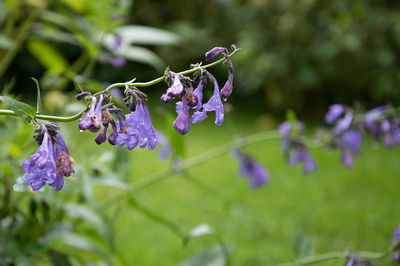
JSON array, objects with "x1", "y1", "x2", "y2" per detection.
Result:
[
  {"x1": 289, "y1": 146, "x2": 317, "y2": 175},
  {"x1": 108, "y1": 57, "x2": 126, "y2": 68},
  {"x1": 156, "y1": 131, "x2": 171, "y2": 160},
  {"x1": 173, "y1": 98, "x2": 191, "y2": 135},
  {"x1": 205, "y1": 47, "x2": 228, "y2": 62},
  {"x1": 176, "y1": 80, "x2": 204, "y2": 113},
  {"x1": 111, "y1": 36, "x2": 123, "y2": 53},
  {"x1": 341, "y1": 149, "x2": 355, "y2": 168},
  {"x1": 392, "y1": 225, "x2": 400, "y2": 244},
  {"x1": 23, "y1": 127, "x2": 74, "y2": 191},
  {"x1": 233, "y1": 150, "x2": 269, "y2": 189},
  {"x1": 220, "y1": 60, "x2": 234, "y2": 99},
  {"x1": 365, "y1": 105, "x2": 387, "y2": 125},
  {"x1": 325, "y1": 104, "x2": 344, "y2": 124},
  {"x1": 53, "y1": 131, "x2": 74, "y2": 191},
  {"x1": 192, "y1": 74, "x2": 224, "y2": 126},
  {"x1": 23, "y1": 130, "x2": 57, "y2": 191},
  {"x1": 334, "y1": 112, "x2": 353, "y2": 134},
  {"x1": 166, "y1": 75, "x2": 184, "y2": 98},
  {"x1": 340, "y1": 130, "x2": 362, "y2": 154},
  {"x1": 75, "y1": 92, "x2": 91, "y2": 100},
  {"x1": 78, "y1": 95, "x2": 103, "y2": 133},
  {"x1": 278, "y1": 121, "x2": 292, "y2": 137},
  {"x1": 116, "y1": 101, "x2": 157, "y2": 150}
]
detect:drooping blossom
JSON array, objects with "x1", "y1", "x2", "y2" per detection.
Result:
[
  {"x1": 192, "y1": 73, "x2": 224, "y2": 126},
  {"x1": 166, "y1": 74, "x2": 184, "y2": 98},
  {"x1": 338, "y1": 129, "x2": 362, "y2": 168},
  {"x1": 23, "y1": 129, "x2": 57, "y2": 191},
  {"x1": 116, "y1": 101, "x2": 157, "y2": 150},
  {"x1": 176, "y1": 80, "x2": 204, "y2": 114},
  {"x1": 233, "y1": 150, "x2": 269, "y2": 189},
  {"x1": 78, "y1": 95, "x2": 104, "y2": 133},
  {"x1": 220, "y1": 60, "x2": 234, "y2": 99},
  {"x1": 278, "y1": 121, "x2": 292, "y2": 154},
  {"x1": 23, "y1": 125, "x2": 74, "y2": 191},
  {"x1": 173, "y1": 98, "x2": 191, "y2": 135},
  {"x1": 325, "y1": 104, "x2": 344, "y2": 124},
  {"x1": 289, "y1": 146, "x2": 317, "y2": 175}
]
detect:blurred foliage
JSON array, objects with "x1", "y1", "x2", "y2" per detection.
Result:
[{"x1": 131, "y1": 0, "x2": 400, "y2": 115}]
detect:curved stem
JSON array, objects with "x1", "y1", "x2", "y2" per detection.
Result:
[
  {"x1": 0, "y1": 108, "x2": 87, "y2": 122},
  {"x1": 104, "y1": 50, "x2": 238, "y2": 92}
]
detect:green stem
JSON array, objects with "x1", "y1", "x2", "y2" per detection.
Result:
[
  {"x1": 104, "y1": 50, "x2": 237, "y2": 92},
  {"x1": 0, "y1": 108, "x2": 87, "y2": 122},
  {"x1": 0, "y1": 50, "x2": 238, "y2": 122},
  {"x1": 110, "y1": 130, "x2": 319, "y2": 205}
]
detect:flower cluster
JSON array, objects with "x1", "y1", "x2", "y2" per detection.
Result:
[
  {"x1": 278, "y1": 120, "x2": 317, "y2": 175},
  {"x1": 23, "y1": 123, "x2": 74, "y2": 191},
  {"x1": 21, "y1": 46, "x2": 237, "y2": 191},
  {"x1": 162, "y1": 46, "x2": 236, "y2": 135},
  {"x1": 232, "y1": 150, "x2": 269, "y2": 189},
  {"x1": 324, "y1": 104, "x2": 399, "y2": 168}
]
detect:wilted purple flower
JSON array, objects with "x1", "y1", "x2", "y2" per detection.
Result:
[
  {"x1": 335, "y1": 112, "x2": 353, "y2": 134},
  {"x1": 205, "y1": 47, "x2": 228, "y2": 62},
  {"x1": 233, "y1": 150, "x2": 269, "y2": 189},
  {"x1": 289, "y1": 146, "x2": 317, "y2": 175},
  {"x1": 95, "y1": 123, "x2": 109, "y2": 144},
  {"x1": 192, "y1": 74, "x2": 224, "y2": 125},
  {"x1": 166, "y1": 75, "x2": 184, "y2": 97},
  {"x1": 116, "y1": 101, "x2": 157, "y2": 150},
  {"x1": 176, "y1": 80, "x2": 204, "y2": 113},
  {"x1": 78, "y1": 95, "x2": 103, "y2": 133},
  {"x1": 75, "y1": 92, "x2": 91, "y2": 100},
  {"x1": 23, "y1": 129, "x2": 57, "y2": 191},
  {"x1": 220, "y1": 60, "x2": 234, "y2": 99},
  {"x1": 325, "y1": 104, "x2": 344, "y2": 124},
  {"x1": 173, "y1": 98, "x2": 191, "y2": 135},
  {"x1": 53, "y1": 131, "x2": 74, "y2": 191}
]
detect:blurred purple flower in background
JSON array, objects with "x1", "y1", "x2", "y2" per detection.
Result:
[
  {"x1": 325, "y1": 104, "x2": 344, "y2": 124},
  {"x1": 233, "y1": 150, "x2": 269, "y2": 188},
  {"x1": 335, "y1": 111, "x2": 353, "y2": 134},
  {"x1": 289, "y1": 146, "x2": 317, "y2": 175}
]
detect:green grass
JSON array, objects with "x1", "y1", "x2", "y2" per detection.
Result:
[{"x1": 74, "y1": 112, "x2": 400, "y2": 266}]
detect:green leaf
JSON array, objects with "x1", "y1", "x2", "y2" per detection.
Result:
[
  {"x1": 292, "y1": 232, "x2": 315, "y2": 259},
  {"x1": 0, "y1": 96, "x2": 35, "y2": 122},
  {"x1": 57, "y1": 232, "x2": 106, "y2": 258},
  {"x1": 113, "y1": 25, "x2": 181, "y2": 46},
  {"x1": 31, "y1": 78, "x2": 41, "y2": 115},
  {"x1": 184, "y1": 224, "x2": 214, "y2": 246},
  {"x1": 0, "y1": 35, "x2": 14, "y2": 49},
  {"x1": 179, "y1": 245, "x2": 232, "y2": 266},
  {"x1": 27, "y1": 39, "x2": 68, "y2": 74}
]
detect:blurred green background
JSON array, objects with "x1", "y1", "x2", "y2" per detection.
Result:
[{"x1": 1, "y1": 0, "x2": 400, "y2": 265}]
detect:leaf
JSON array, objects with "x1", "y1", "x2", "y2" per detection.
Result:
[
  {"x1": 0, "y1": 35, "x2": 14, "y2": 49},
  {"x1": 292, "y1": 232, "x2": 315, "y2": 259},
  {"x1": 0, "y1": 96, "x2": 35, "y2": 122},
  {"x1": 27, "y1": 39, "x2": 68, "y2": 74},
  {"x1": 116, "y1": 45, "x2": 165, "y2": 69},
  {"x1": 184, "y1": 224, "x2": 214, "y2": 246},
  {"x1": 64, "y1": 204, "x2": 104, "y2": 232},
  {"x1": 179, "y1": 245, "x2": 232, "y2": 266},
  {"x1": 31, "y1": 78, "x2": 41, "y2": 115},
  {"x1": 114, "y1": 25, "x2": 181, "y2": 46},
  {"x1": 57, "y1": 232, "x2": 106, "y2": 258}
]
